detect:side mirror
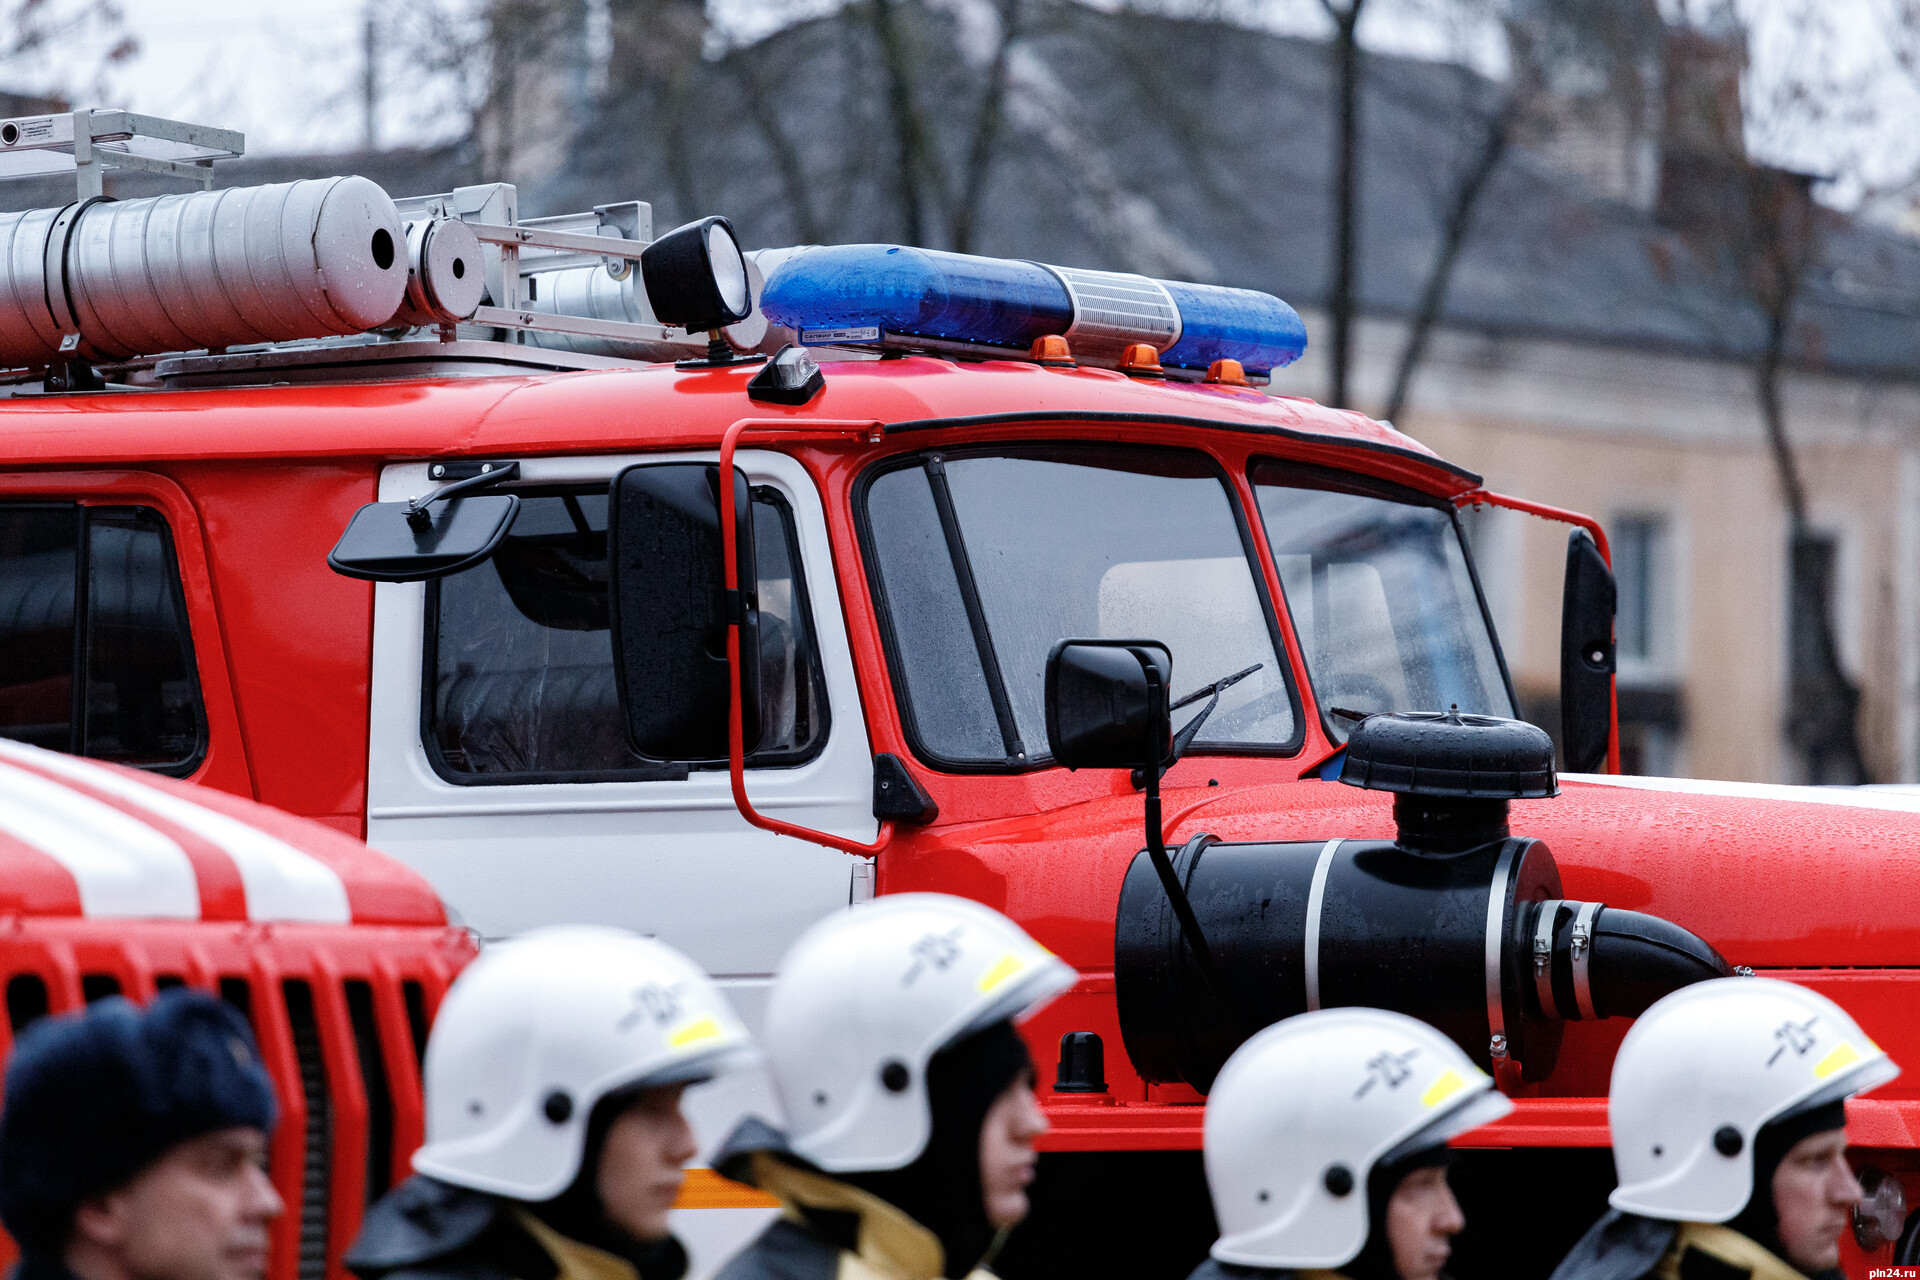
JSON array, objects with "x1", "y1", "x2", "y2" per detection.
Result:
[
  {"x1": 1044, "y1": 639, "x2": 1172, "y2": 769},
  {"x1": 327, "y1": 493, "x2": 520, "y2": 582},
  {"x1": 608, "y1": 462, "x2": 762, "y2": 759},
  {"x1": 1559, "y1": 528, "x2": 1616, "y2": 773}
]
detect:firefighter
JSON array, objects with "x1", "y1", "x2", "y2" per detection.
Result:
[
  {"x1": 1551, "y1": 977, "x2": 1897, "y2": 1280},
  {"x1": 1189, "y1": 1008, "x2": 1515, "y2": 1280},
  {"x1": 712, "y1": 893, "x2": 1076, "y2": 1280},
  {"x1": 346, "y1": 925, "x2": 756, "y2": 1280},
  {"x1": 0, "y1": 988, "x2": 283, "y2": 1280}
]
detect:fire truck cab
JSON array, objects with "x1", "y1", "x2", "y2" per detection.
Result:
[{"x1": 6, "y1": 111, "x2": 1920, "y2": 1279}]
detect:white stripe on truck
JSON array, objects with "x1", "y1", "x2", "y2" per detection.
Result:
[{"x1": 0, "y1": 741, "x2": 352, "y2": 923}]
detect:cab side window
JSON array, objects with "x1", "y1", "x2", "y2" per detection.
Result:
[
  {"x1": 424, "y1": 487, "x2": 828, "y2": 782},
  {"x1": 0, "y1": 504, "x2": 207, "y2": 774}
]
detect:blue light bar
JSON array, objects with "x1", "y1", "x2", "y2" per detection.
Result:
[{"x1": 759, "y1": 244, "x2": 1307, "y2": 377}]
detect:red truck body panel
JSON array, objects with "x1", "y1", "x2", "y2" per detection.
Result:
[{"x1": 6, "y1": 356, "x2": 1918, "y2": 1272}]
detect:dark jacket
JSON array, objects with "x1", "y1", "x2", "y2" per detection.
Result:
[
  {"x1": 711, "y1": 1117, "x2": 998, "y2": 1280},
  {"x1": 1184, "y1": 1260, "x2": 1343, "y2": 1280},
  {"x1": 9, "y1": 1253, "x2": 85, "y2": 1280},
  {"x1": 713, "y1": 1149, "x2": 975, "y2": 1280},
  {"x1": 1549, "y1": 1211, "x2": 1815, "y2": 1280},
  {"x1": 346, "y1": 1176, "x2": 688, "y2": 1280},
  {"x1": 1184, "y1": 1262, "x2": 1301, "y2": 1280}
]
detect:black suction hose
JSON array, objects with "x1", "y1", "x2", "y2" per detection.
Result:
[{"x1": 1534, "y1": 901, "x2": 1730, "y2": 1021}]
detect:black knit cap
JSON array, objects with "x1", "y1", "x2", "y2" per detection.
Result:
[
  {"x1": 844, "y1": 1018, "x2": 1034, "y2": 1279},
  {"x1": 0, "y1": 990, "x2": 278, "y2": 1254}
]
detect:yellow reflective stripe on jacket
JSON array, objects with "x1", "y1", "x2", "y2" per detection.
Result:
[
  {"x1": 1653, "y1": 1222, "x2": 1805, "y2": 1280},
  {"x1": 751, "y1": 1151, "x2": 948, "y2": 1280},
  {"x1": 513, "y1": 1211, "x2": 641, "y2": 1280}
]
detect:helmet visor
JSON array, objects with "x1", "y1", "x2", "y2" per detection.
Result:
[
  {"x1": 951, "y1": 952, "x2": 1078, "y2": 1045},
  {"x1": 1378, "y1": 1087, "x2": 1514, "y2": 1169},
  {"x1": 1762, "y1": 1051, "x2": 1899, "y2": 1130}
]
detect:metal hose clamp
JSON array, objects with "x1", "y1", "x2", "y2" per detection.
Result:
[
  {"x1": 1485, "y1": 843, "x2": 1521, "y2": 1060},
  {"x1": 1570, "y1": 900, "x2": 1603, "y2": 1020},
  {"x1": 1533, "y1": 899, "x2": 1564, "y2": 1019}
]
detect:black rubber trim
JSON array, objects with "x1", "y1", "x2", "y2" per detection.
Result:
[
  {"x1": 881, "y1": 410, "x2": 1484, "y2": 491},
  {"x1": 923, "y1": 455, "x2": 1026, "y2": 762},
  {"x1": 1450, "y1": 503, "x2": 1522, "y2": 717},
  {"x1": 55, "y1": 197, "x2": 112, "y2": 341}
]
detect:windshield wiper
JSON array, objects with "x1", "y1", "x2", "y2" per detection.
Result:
[{"x1": 1132, "y1": 662, "x2": 1262, "y2": 788}]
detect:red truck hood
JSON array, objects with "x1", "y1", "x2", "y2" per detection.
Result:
[
  {"x1": 896, "y1": 772, "x2": 1920, "y2": 972},
  {"x1": 0, "y1": 739, "x2": 445, "y2": 926}
]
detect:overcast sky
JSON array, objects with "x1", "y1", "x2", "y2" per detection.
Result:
[{"x1": 12, "y1": 0, "x2": 1920, "y2": 207}]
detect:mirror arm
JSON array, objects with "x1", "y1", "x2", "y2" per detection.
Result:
[
  {"x1": 1137, "y1": 654, "x2": 1222, "y2": 993},
  {"x1": 718, "y1": 416, "x2": 897, "y2": 858},
  {"x1": 1457, "y1": 488, "x2": 1620, "y2": 775},
  {"x1": 404, "y1": 460, "x2": 522, "y2": 529}
]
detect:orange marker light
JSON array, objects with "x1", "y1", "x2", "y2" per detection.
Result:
[
  {"x1": 1205, "y1": 358, "x2": 1250, "y2": 386},
  {"x1": 1030, "y1": 334, "x2": 1076, "y2": 367},
  {"x1": 1118, "y1": 343, "x2": 1164, "y2": 377}
]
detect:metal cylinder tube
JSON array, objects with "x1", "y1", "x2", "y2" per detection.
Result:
[
  {"x1": 394, "y1": 217, "x2": 485, "y2": 328},
  {"x1": 0, "y1": 204, "x2": 69, "y2": 366},
  {"x1": 0, "y1": 176, "x2": 408, "y2": 369},
  {"x1": 520, "y1": 252, "x2": 769, "y2": 361}
]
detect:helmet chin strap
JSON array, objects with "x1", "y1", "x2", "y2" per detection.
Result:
[
  {"x1": 844, "y1": 1020, "x2": 1032, "y2": 1280},
  {"x1": 525, "y1": 1087, "x2": 691, "y2": 1280},
  {"x1": 1344, "y1": 1143, "x2": 1455, "y2": 1280},
  {"x1": 1725, "y1": 1098, "x2": 1849, "y2": 1263}
]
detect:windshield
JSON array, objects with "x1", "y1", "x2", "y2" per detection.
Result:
[
  {"x1": 1251, "y1": 462, "x2": 1513, "y2": 736},
  {"x1": 863, "y1": 447, "x2": 1298, "y2": 767}
]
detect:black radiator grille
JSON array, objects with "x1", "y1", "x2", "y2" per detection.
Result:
[{"x1": 281, "y1": 979, "x2": 331, "y2": 1280}]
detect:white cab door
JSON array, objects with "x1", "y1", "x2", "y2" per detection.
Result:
[{"x1": 364, "y1": 449, "x2": 876, "y2": 987}]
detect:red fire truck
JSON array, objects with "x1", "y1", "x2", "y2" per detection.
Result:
[
  {"x1": 4, "y1": 111, "x2": 1920, "y2": 1278},
  {"x1": 0, "y1": 740, "x2": 473, "y2": 1279}
]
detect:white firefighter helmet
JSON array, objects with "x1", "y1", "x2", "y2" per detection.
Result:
[
  {"x1": 761, "y1": 893, "x2": 1075, "y2": 1172},
  {"x1": 412, "y1": 925, "x2": 755, "y2": 1200},
  {"x1": 1608, "y1": 976, "x2": 1896, "y2": 1222},
  {"x1": 1204, "y1": 1008, "x2": 1514, "y2": 1269}
]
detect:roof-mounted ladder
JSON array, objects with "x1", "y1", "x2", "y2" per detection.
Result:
[{"x1": 0, "y1": 109, "x2": 245, "y2": 199}]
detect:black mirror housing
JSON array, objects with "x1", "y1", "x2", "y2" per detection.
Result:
[
  {"x1": 608, "y1": 462, "x2": 762, "y2": 760},
  {"x1": 1044, "y1": 639, "x2": 1172, "y2": 770},
  {"x1": 1559, "y1": 528, "x2": 1616, "y2": 773},
  {"x1": 328, "y1": 493, "x2": 520, "y2": 582}
]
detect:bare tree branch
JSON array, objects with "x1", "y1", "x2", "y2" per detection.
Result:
[
  {"x1": 1319, "y1": 0, "x2": 1367, "y2": 408},
  {"x1": 950, "y1": 0, "x2": 1022, "y2": 254},
  {"x1": 1383, "y1": 89, "x2": 1510, "y2": 422}
]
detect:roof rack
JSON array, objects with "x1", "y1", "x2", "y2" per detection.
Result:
[
  {"x1": 0, "y1": 119, "x2": 768, "y2": 393},
  {"x1": 0, "y1": 109, "x2": 245, "y2": 199}
]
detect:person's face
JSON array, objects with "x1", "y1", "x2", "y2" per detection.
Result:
[
  {"x1": 1771, "y1": 1128, "x2": 1862, "y2": 1275},
  {"x1": 1383, "y1": 1164, "x2": 1465, "y2": 1280},
  {"x1": 596, "y1": 1084, "x2": 699, "y2": 1242},
  {"x1": 72, "y1": 1128, "x2": 282, "y2": 1280},
  {"x1": 978, "y1": 1072, "x2": 1047, "y2": 1230}
]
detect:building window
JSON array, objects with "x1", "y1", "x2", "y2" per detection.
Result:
[
  {"x1": 1610, "y1": 513, "x2": 1683, "y2": 776},
  {"x1": 1786, "y1": 530, "x2": 1865, "y2": 784},
  {"x1": 1612, "y1": 514, "x2": 1668, "y2": 669},
  {"x1": 0, "y1": 503, "x2": 207, "y2": 774}
]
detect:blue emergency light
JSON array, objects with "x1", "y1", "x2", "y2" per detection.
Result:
[{"x1": 759, "y1": 244, "x2": 1307, "y2": 377}]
